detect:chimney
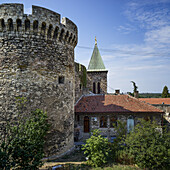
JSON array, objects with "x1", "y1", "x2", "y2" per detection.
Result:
[
  {"x1": 115, "y1": 89, "x2": 120, "y2": 95},
  {"x1": 134, "y1": 91, "x2": 139, "y2": 98}
]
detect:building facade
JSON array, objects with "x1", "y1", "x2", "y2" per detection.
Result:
[{"x1": 75, "y1": 94, "x2": 163, "y2": 140}]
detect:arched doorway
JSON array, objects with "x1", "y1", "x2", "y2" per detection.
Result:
[{"x1": 84, "y1": 116, "x2": 90, "y2": 133}]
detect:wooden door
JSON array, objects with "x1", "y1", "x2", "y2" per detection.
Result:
[{"x1": 84, "y1": 116, "x2": 90, "y2": 133}]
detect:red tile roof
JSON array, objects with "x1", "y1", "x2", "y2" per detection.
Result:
[
  {"x1": 139, "y1": 98, "x2": 170, "y2": 105},
  {"x1": 75, "y1": 94, "x2": 163, "y2": 113}
]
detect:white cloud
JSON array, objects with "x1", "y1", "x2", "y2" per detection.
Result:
[
  {"x1": 117, "y1": 24, "x2": 137, "y2": 34},
  {"x1": 125, "y1": 0, "x2": 170, "y2": 30},
  {"x1": 106, "y1": 0, "x2": 170, "y2": 92},
  {"x1": 102, "y1": 55, "x2": 116, "y2": 60},
  {"x1": 145, "y1": 26, "x2": 170, "y2": 45},
  {"x1": 125, "y1": 65, "x2": 164, "y2": 71}
]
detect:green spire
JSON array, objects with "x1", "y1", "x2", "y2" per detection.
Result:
[{"x1": 87, "y1": 37, "x2": 107, "y2": 72}]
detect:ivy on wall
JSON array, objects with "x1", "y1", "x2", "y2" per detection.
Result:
[
  {"x1": 75, "y1": 62, "x2": 87, "y2": 88},
  {"x1": 81, "y1": 67, "x2": 87, "y2": 88}
]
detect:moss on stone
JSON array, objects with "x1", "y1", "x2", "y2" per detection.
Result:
[{"x1": 80, "y1": 67, "x2": 87, "y2": 88}]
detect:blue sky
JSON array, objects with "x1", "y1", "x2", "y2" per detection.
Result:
[{"x1": 1, "y1": 0, "x2": 170, "y2": 93}]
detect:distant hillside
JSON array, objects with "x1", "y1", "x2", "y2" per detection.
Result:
[{"x1": 139, "y1": 93, "x2": 162, "y2": 98}]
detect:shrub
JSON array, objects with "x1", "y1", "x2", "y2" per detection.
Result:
[
  {"x1": 123, "y1": 119, "x2": 170, "y2": 169},
  {"x1": 82, "y1": 129, "x2": 113, "y2": 167},
  {"x1": 111, "y1": 121, "x2": 129, "y2": 163},
  {"x1": 0, "y1": 108, "x2": 50, "y2": 169}
]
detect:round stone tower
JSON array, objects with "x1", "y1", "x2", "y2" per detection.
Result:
[{"x1": 0, "y1": 3, "x2": 77, "y2": 157}]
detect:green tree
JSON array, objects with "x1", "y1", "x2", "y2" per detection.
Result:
[
  {"x1": 111, "y1": 121, "x2": 133, "y2": 164},
  {"x1": 131, "y1": 81, "x2": 138, "y2": 93},
  {"x1": 162, "y1": 86, "x2": 169, "y2": 98},
  {"x1": 123, "y1": 119, "x2": 170, "y2": 169},
  {"x1": 82, "y1": 129, "x2": 113, "y2": 167},
  {"x1": 0, "y1": 97, "x2": 50, "y2": 169}
]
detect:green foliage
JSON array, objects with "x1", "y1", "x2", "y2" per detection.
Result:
[
  {"x1": 123, "y1": 119, "x2": 170, "y2": 169},
  {"x1": 0, "y1": 107, "x2": 49, "y2": 169},
  {"x1": 80, "y1": 66, "x2": 87, "y2": 88},
  {"x1": 138, "y1": 93, "x2": 161, "y2": 98},
  {"x1": 162, "y1": 85, "x2": 169, "y2": 98},
  {"x1": 111, "y1": 121, "x2": 134, "y2": 164},
  {"x1": 82, "y1": 129, "x2": 113, "y2": 167},
  {"x1": 113, "y1": 120, "x2": 127, "y2": 146}
]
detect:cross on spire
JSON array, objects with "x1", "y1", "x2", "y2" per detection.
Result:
[{"x1": 95, "y1": 36, "x2": 97, "y2": 45}]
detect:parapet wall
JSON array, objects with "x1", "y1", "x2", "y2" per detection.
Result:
[{"x1": 0, "y1": 3, "x2": 77, "y2": 47}]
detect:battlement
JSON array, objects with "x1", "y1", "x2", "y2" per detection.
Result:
[{"x1": 0, "y1": 3, "x2": 78, "y2": 47}]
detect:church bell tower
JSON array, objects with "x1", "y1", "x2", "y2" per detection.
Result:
[{"x1": 87, "y1": 37, "x2": 108, "y2": 94}]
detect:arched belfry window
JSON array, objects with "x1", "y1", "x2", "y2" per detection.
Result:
[
  {"x1": 16, "y1": 19, "x2": 22, "y2": 31},
  {"x1": 97, "y1": 82, "x2": 100, "y2": 94},
  {"x1": 25, "y1": 19, "x2": 30, "y2": 31},
  {"x1": 1, "y1": 19, "x2": 5, "y2": 31},
  {"x1": 8, "y1": 18, "x2": 13, "y2": 31},
  {"x1": 93, "y1": 82, "x2": 96, "y2": 94},
  {"x1": 127, "y1": 115, "x2": 134, "y2": 133},
  {"x1": 33, "y1": 20, "x2": 38, "y2": 32},
  {"x1": 41, "y1": 22, "x2": 46, "y2": 35}
]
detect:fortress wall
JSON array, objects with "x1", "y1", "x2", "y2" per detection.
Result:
[{"x1": 0, "y1": 3, "x2": 78, "y2": 157}]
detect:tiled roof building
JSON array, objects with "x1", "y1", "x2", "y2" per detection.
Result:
[
  {"x1": 75, "y1": 94, "x2": 163, "y2": 113},
  {"x1": 139, "y1": 98, "x2": 170, "y2": 105},
  {"x1": 75, "y1": 94, "x2": 163, "y2": 140}
]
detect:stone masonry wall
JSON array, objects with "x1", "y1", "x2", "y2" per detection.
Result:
[
  {"x1": 75, "y1": 112, "x2": 162, "y2": 139},
  {"x1": 87, "y1": 71, "x2": 108, "y2": 94},
  {"x1": 0, "y1": 3, "x2": 78, "y2": 158},
  {"x1": 74, "y1": 62, "x2": 88, "y2": 102}
]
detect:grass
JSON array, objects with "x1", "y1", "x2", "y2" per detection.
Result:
[
  {"x1": 40, "y1": 163, "x2": 140, "y2": 170},
  {"x1": 40, "y1": 148, "x2": 140, "y2": 170},
  {"x1": 91, "y1": 164, "x2": 140, "y2": 170}
]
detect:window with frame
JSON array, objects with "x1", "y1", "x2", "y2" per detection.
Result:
[
  {"x1": 110, "y1": 116, "x2": 117, "y2": 128},
  {"x1": 91, "y1": 117, "x2": 98, "y2": 126},
  {"x1": 144, "y1": 116, "x2": 153, "y2": 122},
  {"x1": 100, "y1": 116, "x2": 107, "y2": 128},
  {"x1": 144, "y1": 116, "x2": 149, "y2": 121},
  {"x1": 58, "y1": 76, "x2": 64, "y2": 84},
  {"x1": 127, "y1": 115, "x2": 134, "y2": 133}
]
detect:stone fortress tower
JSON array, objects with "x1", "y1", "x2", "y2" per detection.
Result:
[
  {"x1": 0, "y1": 3, "x2": 77, "y2": 157},
  {"x1": 87, "y1": 37, "x2": 108, "y2": 94}
]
